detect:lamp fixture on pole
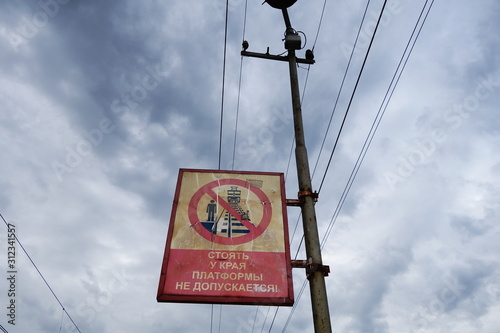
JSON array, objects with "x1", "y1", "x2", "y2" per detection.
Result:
[{"x1": 263, "y1": 0, "x2": 297, "y2": 10}]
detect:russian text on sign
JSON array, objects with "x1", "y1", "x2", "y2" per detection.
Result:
[{"x1": 192, "y1": 271, "x2": 263, "y2": 281}]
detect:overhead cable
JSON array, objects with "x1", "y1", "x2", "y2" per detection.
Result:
[
  {"x1": 0, "y1": 213, "x2": 83, "y2": 333},
  {"x1": 320, "y1": 0, "x2": 436, "y2": 249},
  {"x1": 217, "y1": 0, "x2": 230, "y2": 170},
  {"x1": 317, "y1": 0, "x2": 388, "y2": 194},
  {"x1": 212, "y1": 2, "x2": 230, "y2": 331},
  {"x1": 311, "y1": 0, "x2": 372, "y2": 181},
  {"x1": 231, "y1": 0, "x2": 249, "y2": 170}
]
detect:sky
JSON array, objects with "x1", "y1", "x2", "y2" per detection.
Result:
[{"x1": 0, "y1": 0, "x2": 499, "y2": 332}]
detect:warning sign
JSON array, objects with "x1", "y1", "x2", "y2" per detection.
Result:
[{"x1": 157, "y1": 169, "x2": 294, "y2": 306}]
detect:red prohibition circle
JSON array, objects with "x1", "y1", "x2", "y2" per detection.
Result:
[{"x1": 188, "y1": 179, "x2": 272, "y2": 245}]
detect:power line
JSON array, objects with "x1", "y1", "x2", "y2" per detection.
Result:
[
  {"x1": 232, "y1": 0, "x2": 249, "y2": 170},
  {"x1": 287, "y1": 0, "x2": 371, "y2": 269},
  {"x1": 218, "y1": 304, "x2": 223, "y2": 333},
  {"x1": 0, "y1": 214, "x2": 82, "y2": 333},
  {"x1": 251, "y1": 306, "x2": 260, "y2": 332},
  {"x1": 213, "y1": 2, "x2": 230, "y2": 331},
  {"x1": 267, "y1": 307, "x2": 280, "y2": 333},
  {"x1": 311, "y1": 0, "x2": 328, "y2": 51},
  {"x1": 317, "y1": 0, "x2": 388, "y2": 194},
  {"x1": 296, "y1": 1, "x2": 436, "y2": 323},
  {"x1": 292, "y1": 0, "x2": 373, "y2": 255},
  {"x1": 320, "y1": 0, "x2": 436, "y2": 249},
  {"x1": 210, "y1": 304, "x2": 214, "y2": 333},
  {"x1": 59, "y1": 308, "x2": 65, "y2": 333},
  {"x1": 217, "y1": 0, "x2": 230, "y2": 171},
  {"x1": 260, "y1": 307, "x2": 271, "y2": 332},
  {"x1": 281, "y1": 279, "x2": 308, "y2": 332},
  {"x1": 311, "y1": 0, "x2": 372, "y2": 182}
]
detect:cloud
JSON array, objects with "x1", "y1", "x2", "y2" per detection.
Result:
[{"x1": 0, "y1": 0, "x2": 499, "y2": 332}]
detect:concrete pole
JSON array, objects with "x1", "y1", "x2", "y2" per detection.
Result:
[{"x1": 283, "y1": 9, "x2": 332, "y2": 333}]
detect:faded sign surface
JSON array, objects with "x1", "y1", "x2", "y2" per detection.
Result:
[{"x1": 157, "y1": 169, "x2": 294, "y2": 305}]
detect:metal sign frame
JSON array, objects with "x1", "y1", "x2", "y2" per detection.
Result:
[{"x1": 157, "y1": 169, "x2": 294, "y2": 306}]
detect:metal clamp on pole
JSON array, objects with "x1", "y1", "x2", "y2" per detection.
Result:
[
  {"x1": 306, "y1": 263, "x2": 330, "y2": 280},
  {"x1": 286, "y1": 191, "x2": 318, "y2": 206},
  {"x1": 298, "y1": 190, "x2": 319, "y2": 202},
  {"x1": 291, "y1": 258, "x2": 330, "y2": 280}
]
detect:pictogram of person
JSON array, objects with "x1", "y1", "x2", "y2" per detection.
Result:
[{"x1": 206, "y1": 200, "x2": 217, "y2": 222}]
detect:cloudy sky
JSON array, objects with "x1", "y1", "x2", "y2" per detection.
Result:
[{"x1": 1, "y1": 0, "x2": 499, "y2": 332}]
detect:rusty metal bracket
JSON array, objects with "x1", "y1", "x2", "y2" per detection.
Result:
[
  {"x1": 306, "y1": 263, "x2": 330, "y2": 280},
  {"x1": 286, "y1": 190, "x2": 318, "y2": 206},
  {"x1": 291, "y1": 258, "x2": 330, "y2": 280},
  {"x1": 291, "y1": 259, "x2": 309, "y2": 268},
  {"x1": 286, "y1": 199, "x2": 301, "y2": 206},
  {"x1": 298, "y1": 190, "x2": 318, "y2": 202}
]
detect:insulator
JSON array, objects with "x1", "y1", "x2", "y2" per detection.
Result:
[{"x1": 305, "y1": 49, "x2": 314, "y2": 60}]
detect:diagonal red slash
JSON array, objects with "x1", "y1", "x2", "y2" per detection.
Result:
[{"x1": 205, "y1": 188, "x2": 255, "y2": 232}]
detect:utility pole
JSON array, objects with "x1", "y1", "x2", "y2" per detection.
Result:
[
  {"x1": 282, "y1": 8, "x2": 332, "y2": 333},
  {"x1": 242, "y1": 2, "x2": 332, "y2": 332}
]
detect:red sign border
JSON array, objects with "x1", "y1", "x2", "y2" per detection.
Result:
[{"x1": 157, "y1": 169, "x2": 294, "y2": 306}]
